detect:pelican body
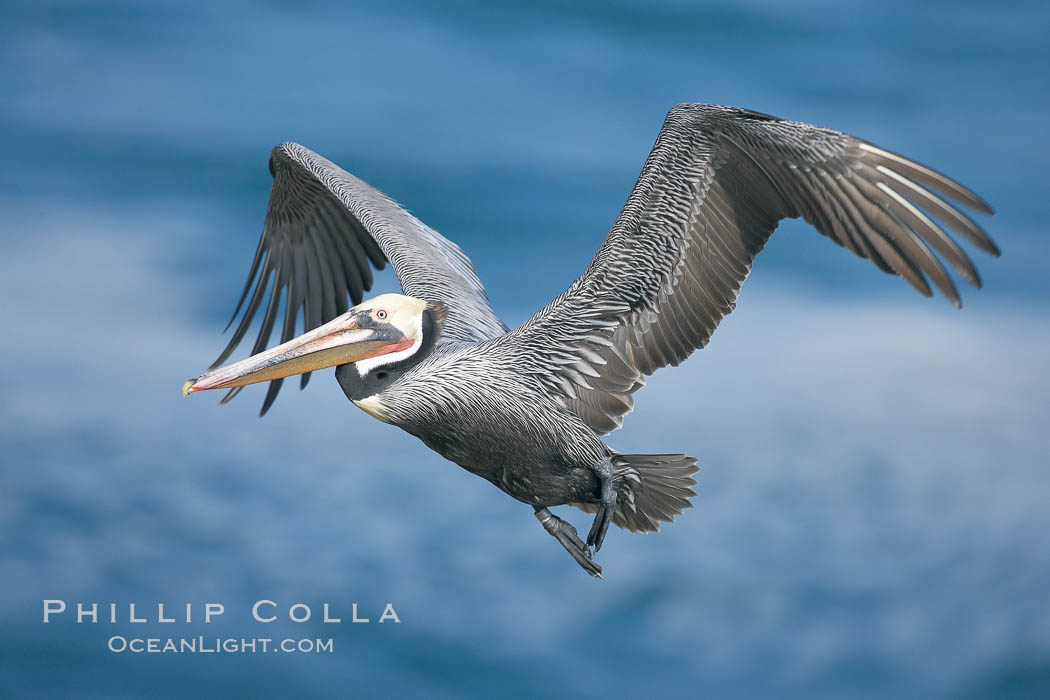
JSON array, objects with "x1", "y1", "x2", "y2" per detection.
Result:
[{"x1": 185, "y1": 104, "x2": 998, "y2": 577}]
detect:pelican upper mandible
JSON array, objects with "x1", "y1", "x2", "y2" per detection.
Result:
[{"x1": 184, "y1": 104, "x2": 998, "y2": 578}]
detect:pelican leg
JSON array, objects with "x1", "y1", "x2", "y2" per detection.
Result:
[
  {"x1": 585, "y1": 457, "x2": 615, "y2": 552},
  {"x1": 534, "y1": 507, "x2": 603, "y2": 578}
]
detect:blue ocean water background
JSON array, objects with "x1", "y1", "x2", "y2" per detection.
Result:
[{"x1": 1, "y1": 1, "x2": 1048, "y2": 697}]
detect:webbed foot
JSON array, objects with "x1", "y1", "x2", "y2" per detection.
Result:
[
  {"x1": 535, "y1": 507, "x2": 602, "y2": 578},
  {"x1": 586, "y1": 457, "x2": 615, "y2": 552}
]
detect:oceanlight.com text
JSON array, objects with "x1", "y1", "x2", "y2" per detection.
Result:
[{"x1": 107, "y1": 635, "x2": 334, "y2": 654}]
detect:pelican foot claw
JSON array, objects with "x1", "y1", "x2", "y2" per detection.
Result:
[{"x1": 535, "y1": 507, "x2": 603, "y2": 579}]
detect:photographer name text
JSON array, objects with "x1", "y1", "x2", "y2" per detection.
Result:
[{"x1": 42, "y1": 600, "x2": 400, "y2": 624}]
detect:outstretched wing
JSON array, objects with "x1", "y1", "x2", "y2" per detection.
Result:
[
  {"x1": 212, "y1": 142, "x2": 507, "y2": 414},
  {"x1": 508, "y1": 103, "x2": 998, "y2": 435}
]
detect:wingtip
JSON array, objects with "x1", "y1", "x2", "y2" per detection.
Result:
[
  {"x1": 219, "y1": 386, "x2": 241, "y2": 405},
  {"x1": 258, "y1": 398, "x2": 274, "y2": 418},
  {"x1": 970, "y1": 196, "x2": 995, "y2": 217}
]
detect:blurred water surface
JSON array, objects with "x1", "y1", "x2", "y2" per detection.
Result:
[{"x1": 1, "y1": 1, "x2": 1048, "y2": 698}]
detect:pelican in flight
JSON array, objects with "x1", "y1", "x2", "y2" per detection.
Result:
[{"x1": 184, "y1": 104, "x2": 998, "y2": 577}]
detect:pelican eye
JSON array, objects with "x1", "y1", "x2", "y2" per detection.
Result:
[{"x1": 376, "y1": 309, "x2": 388, "y2": 320}]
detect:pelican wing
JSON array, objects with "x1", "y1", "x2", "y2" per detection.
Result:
[
  {"x1": 213, "y1": 142, "x2": 507, "y2": 414},
  {"x1": 509, "y1": 103, "x2": 998, "y2": 435}
]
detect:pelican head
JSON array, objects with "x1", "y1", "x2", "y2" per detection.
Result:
[{"x1": 182, "y1": 293, "x2": 446, "y2": 396}]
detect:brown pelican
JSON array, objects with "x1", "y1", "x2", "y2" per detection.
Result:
[{"x1": 183, "y1": 104, "x2": 998, "y2": 578}]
